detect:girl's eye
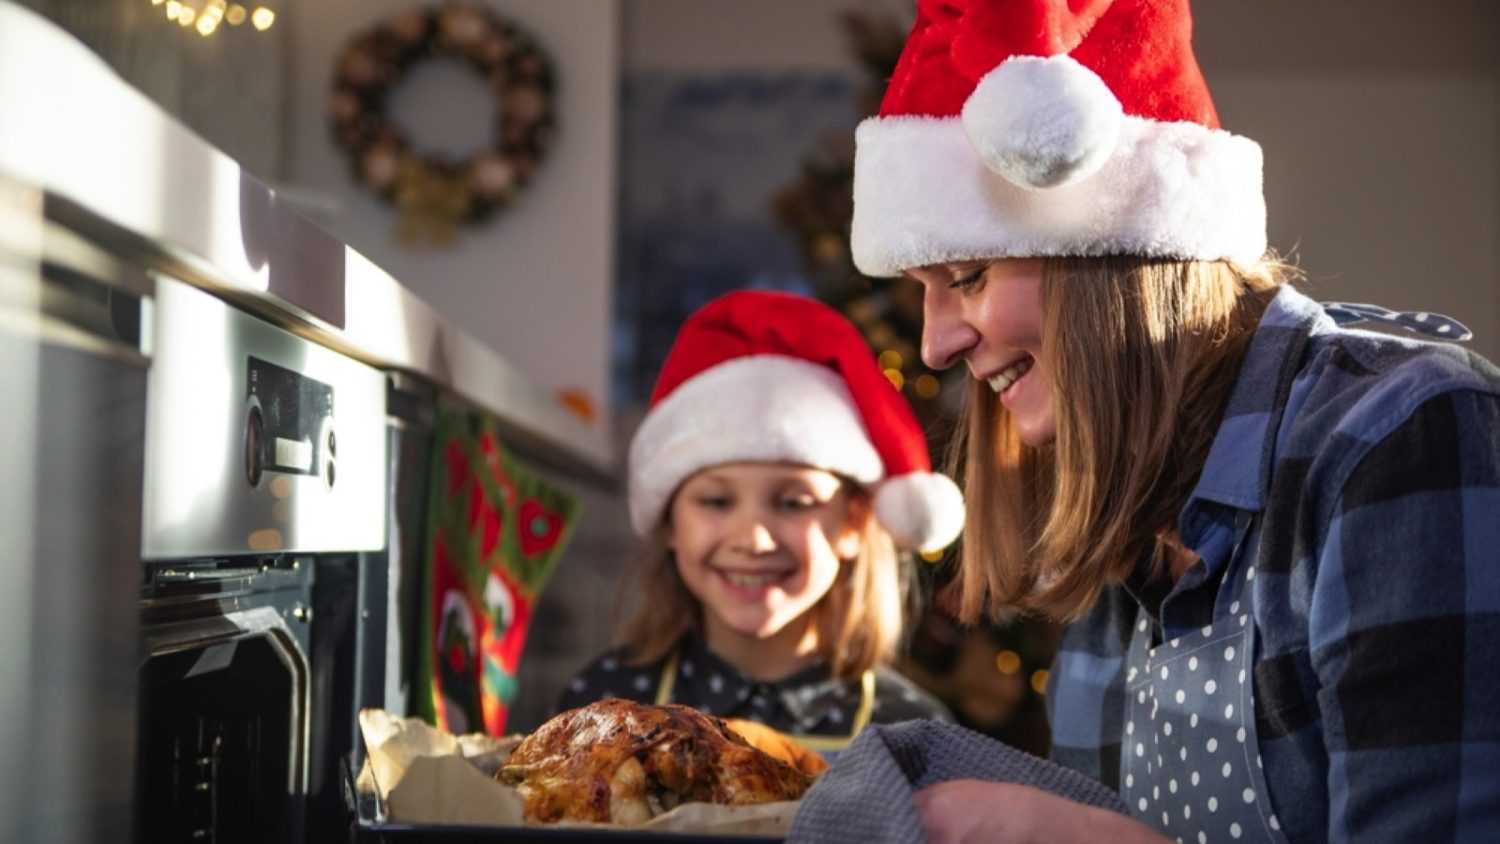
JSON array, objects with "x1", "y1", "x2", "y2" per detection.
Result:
[
  {"x1": 777, "y1": 495, "x2": 818, "y2": 511},
  {"x1": 948, "y1": 269, "x2": 985, "y2": 292},
  {"x1": 696, "y1": 496, "x2": 732, "y2": 510}
]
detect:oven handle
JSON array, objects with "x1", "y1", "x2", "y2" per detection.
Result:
[{"x1": 154, "y1": 565, "x2": 263, "y2": 584}]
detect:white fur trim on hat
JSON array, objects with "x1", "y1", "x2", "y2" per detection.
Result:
[
  {"x1": 628, "y1": 355, "x2": 883, "y2": 537},
  {"x1": 850, "y1": 112, "x2": 1266, "y2": 277},
  {"x1": 875, "y1": 471, "x2": 965, "y2": 554},
  {"x1": 962, "y1": 55, "x2": 1123, "y2": 191}
]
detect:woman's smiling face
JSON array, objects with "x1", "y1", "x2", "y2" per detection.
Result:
[{"x1": 905, "y1": 258, "x2": 1057, "y2": 446}]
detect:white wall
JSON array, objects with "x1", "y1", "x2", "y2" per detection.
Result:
[
  {"x1": 1196, "y1": 1, "x2": 1500, "y2": 362},
  {"x1": 286, "y1": 0, "x2": 620, "y2": 444},
  {"x1": 1218, "y1": 74, "x2": 1499, "y2": 360}
]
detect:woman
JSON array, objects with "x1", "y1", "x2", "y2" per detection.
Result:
[{"x1": 848, "y1": 1, "x2": 1500, "y2": 842}]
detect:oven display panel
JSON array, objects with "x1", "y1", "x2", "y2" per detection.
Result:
[{"x1": 246, "y1": 356, "x2": 335, "y2": 484}]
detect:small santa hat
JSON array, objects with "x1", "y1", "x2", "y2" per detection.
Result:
[
  {"x1": 628, "y1": 291, "x2": 964, "y2": 554},
  {"x1": 851, "y1": 0, "x2": 1267, "y2": 277}
]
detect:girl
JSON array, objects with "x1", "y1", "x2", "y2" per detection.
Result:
[
  {"x1": 847, "y1": 1, "x2": 1500, "y2": 842},
  {"x1": 559, "y1": 290, "x2": 960, "y2": 756}
]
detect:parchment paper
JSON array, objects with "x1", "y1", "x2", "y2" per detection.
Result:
[{"x1": 356, "y1": 708, "x2": 797, "y2": 835}]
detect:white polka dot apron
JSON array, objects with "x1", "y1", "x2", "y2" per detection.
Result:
[{"x1": 1120, "y1": 603, "x2": 1288, "y2": 843}]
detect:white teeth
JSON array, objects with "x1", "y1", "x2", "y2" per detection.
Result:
[
  {"x1": 987, "y1": 357, "x2": 1034, "y2": 394},
  {"x1": 723, "y1": 571, "x2": 784, "y2": 588}
]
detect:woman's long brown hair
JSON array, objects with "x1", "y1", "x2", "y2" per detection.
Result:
[{"x1": 947, "y1": 256, "x2": 1286, "y2": 623}]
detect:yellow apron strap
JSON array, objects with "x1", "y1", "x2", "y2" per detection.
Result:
[
  {"x1": 654, "y1": 648, "x2": 680, "y2": 705},
  {"x1": 657, "y1": 651, "x2": 875, "y2": 754}
]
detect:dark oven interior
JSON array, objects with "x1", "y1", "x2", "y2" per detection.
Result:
[
  {"x1": 136, "y1": 551, "x2": 385, "y2": 843},
  {"x1": 139, "y1": 628, "x2": 299, "y2": 842}
]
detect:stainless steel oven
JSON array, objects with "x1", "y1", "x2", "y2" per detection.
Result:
[{"x1": 136, "y1": 276, "x2": 390, "y2": 844}]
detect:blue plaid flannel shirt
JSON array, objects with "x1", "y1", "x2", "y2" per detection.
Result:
[{"x1": 1047, "y1": 285, "x2": 1500, "y2": 842}]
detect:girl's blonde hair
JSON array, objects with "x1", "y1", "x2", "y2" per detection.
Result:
[
  {"x1": 948, "y1": 256, "x2": 1287, "y2": 623},
  {"x1": 615, "y1": 483, "x2": 907, "y2": 680}
]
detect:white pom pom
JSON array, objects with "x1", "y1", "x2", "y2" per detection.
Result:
[
  {"x1": 874, "y1": 472, "x2": 965, "y2": 554},
  {"x1": 961, "y1": 54, "x2": 1123, "y2": 190}
]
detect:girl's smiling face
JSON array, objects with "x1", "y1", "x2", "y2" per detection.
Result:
[
  {"x1": 667, "y1": 463, "x2": 861, "y2": 648},
  {"x1": 904, "y1": 258, "x2": 1057, "y2": 446}
]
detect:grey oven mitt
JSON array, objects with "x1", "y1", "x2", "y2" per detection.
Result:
[{"x1": 788, "y1": 719, "x2": 1128, "y2": 843}]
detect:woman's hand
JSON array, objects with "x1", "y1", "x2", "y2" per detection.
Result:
[{"x1": 914, "y1": 780, "x2": 1170, "y2": 844}]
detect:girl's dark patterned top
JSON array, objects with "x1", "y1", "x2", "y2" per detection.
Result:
[{"x1": 556, "y1": 632, "x2": 950, "y2": 739}]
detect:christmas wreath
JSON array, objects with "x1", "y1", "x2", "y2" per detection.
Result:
[{"x1": 329, "y1": 3, "x2": 557, "y2": 245}]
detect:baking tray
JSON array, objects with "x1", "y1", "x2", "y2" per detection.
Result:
[{"x1": 342, "y1": 756, "x2": 784, "y2": 844}]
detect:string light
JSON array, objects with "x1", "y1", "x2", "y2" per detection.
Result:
[
  {"x1": 150, "y1": 1, "x2": 270, "y2": 34},
  {"x1": 882, "y1": 368, "x2": 904, "y2": 391},
  {"x1": 919, "y1": 547, "x2": 945, "y2": 564},
  {"x1": 196, "y1": 0, "x2": 223, "y2": 35},
  {"x1": 994, "y1": 650, "x2": 1022, "y2": 675},
  {"x1": 914, "y1": 373, "x2": 941, "y2": 399},
  {"x1": 1030, "y1": 669, "x2": 1050, "y2": 695},
  {"x1": 878, "y1": 349, "x2": 903, "y2": 370}
]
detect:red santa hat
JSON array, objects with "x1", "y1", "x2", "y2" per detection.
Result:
[
  {"x1": 628, "y1": 291, "x2": 964, "y2": 554},
  {"x1": 851, "y1": 0, "x2": 1267, "y2": 277}
]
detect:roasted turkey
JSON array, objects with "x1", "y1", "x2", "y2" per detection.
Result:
[{"x1": 497, "y1": 698, "x2": 815, "y2": 825}]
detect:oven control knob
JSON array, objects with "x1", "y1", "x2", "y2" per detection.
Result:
[
  {"x1": 245, "y1": 405, "x2": 264, "y2": 487},
  {"x1": 323, "y1": 425, "x2": 337, "y2": 488}
]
